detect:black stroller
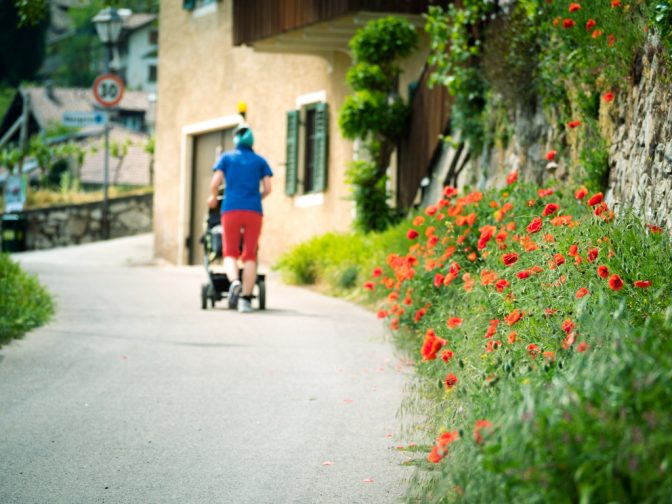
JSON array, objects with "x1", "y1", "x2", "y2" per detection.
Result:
[{"x1": 200, "y1": 206, "x2": 266, "y2": 310}]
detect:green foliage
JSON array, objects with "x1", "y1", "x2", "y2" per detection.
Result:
[
  {"x1": 580, "y1": 133, "x2": 610, "y2": 192},
  {"x1": 339, "y1": 16, "x2": 418, "y2": 233},
  {"x1": 349, "y1": 16, "x2": 418, "y2": 67},
  {"x1": 0, "y1": 0, "x2": 47, "y2": 86},
  {"x1": 0, "y1": 253, "x2": 54, "y2": 345}
]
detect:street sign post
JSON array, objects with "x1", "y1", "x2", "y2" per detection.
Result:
[
  {"x1": 93, "y1": 73, "x2": 124, "y2": 108},
  {"x1": 62, "y1": 110, "x2": 109, "y2": 128}
]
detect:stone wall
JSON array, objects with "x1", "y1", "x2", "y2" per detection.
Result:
[
  {"x1": 604, "y1": 36, "x2": 672, "y2": 229},
  {"x1": 2, "y1": 193, "x2": 153, "y2": 251}
]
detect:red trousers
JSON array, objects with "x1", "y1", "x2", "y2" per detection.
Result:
[{"x1": 221, "y1": 210, "x2": 262, "y2": 261}]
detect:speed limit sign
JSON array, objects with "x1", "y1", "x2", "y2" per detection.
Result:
[{"x1": 93, "y1": 73, "x2": 125, "y2": 108}]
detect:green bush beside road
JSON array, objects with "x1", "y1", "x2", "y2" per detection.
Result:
[{"x1": 0, "y1": 253, "x2": 54, "y2": 345}]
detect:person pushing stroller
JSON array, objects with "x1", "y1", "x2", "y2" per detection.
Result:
[{"x1": 207, "y1": 124, "x2": 272, "y2": 313}]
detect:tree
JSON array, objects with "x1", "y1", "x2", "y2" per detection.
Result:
[
  {"x1": 0, "y1": 0, "x2": 48, "y2": 86},
  {"x1": 338, "y1": 17, "x2": 418, "y2": 233}
]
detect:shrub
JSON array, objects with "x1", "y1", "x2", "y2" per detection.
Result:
[{"x1": 0, "y1": 253, "x2": 54, "y2": 345}]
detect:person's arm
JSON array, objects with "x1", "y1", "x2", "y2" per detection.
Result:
[
  {"x1": 261, "y1": 175, "x2": 272, "y2": 199},
  {"x1": 207, "y1": 170, "x2": 224, "y2": 208}
]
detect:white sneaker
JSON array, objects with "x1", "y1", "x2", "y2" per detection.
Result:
[
  {"x1": 227, "y1": 280, "x2": 241, "y2": 309},
  {"x1": 238, "y1": 297, "x2": 253, "y2": 313}
]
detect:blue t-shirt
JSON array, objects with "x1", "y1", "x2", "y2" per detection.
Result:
[{"x1": 213, "y1": 146, "x2": 273, "y2": 215}]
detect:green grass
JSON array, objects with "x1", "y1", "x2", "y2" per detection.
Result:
[{"x1": 0, "y1": 253, "x2": 54, "y2": 345}]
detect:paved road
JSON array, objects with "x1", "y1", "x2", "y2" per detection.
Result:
[{"x1": 0, "y1": 235, "x2": 412, "y2": 504}]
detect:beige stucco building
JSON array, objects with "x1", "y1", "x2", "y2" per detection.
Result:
[{"x1": 154, "y1": 0, "x2": 436, "y2": 265}]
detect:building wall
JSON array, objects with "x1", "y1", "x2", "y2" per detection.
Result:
[
  {"x1": 155, "y1": 0, "x2": 430, "y2": 265},
  {"x1": 124, "y1": 25, "x2": 157, "y2": 93}
]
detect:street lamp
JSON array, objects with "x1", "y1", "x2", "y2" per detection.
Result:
[{"x1": 92, "y1": 7, "x2": 123, "y2": 239}]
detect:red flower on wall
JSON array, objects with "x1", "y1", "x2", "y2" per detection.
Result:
[
  {"x1": 567, "y1": 120, "x2": 582, "y2": 129},
  {"x1": 546, "y1": 150, "x2": 557, "y2": 161},
  {"x1": 603, "y1": 91, "x2": 615, "y2": 102},
  {"x1": 506, "y1": 170, "x2": 519, "y2": 185},
  {"x1": 587, "y1": 192, "x2": 604, "y2": 206}
]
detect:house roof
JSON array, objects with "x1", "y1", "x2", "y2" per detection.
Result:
[
  {"x1": 122, "y1": 13, "x2": 157, "y2": 32},
  {"x1": 79, "y1": 126, "x2": 151, "y2": 186},
  {"x1": 22, "y1": 86, "x2": 151, "y2": 130}
]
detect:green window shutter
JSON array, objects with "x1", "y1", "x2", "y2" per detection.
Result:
[
  {"x1": 311, "y1": 102, "x2": 329, "y2": 193},
  {"x1": 285, "y1": 110, "x2": 299, "y2": 196},
  {"x1": 183, "y1": 0, "x2": 196, "y2": 10}
]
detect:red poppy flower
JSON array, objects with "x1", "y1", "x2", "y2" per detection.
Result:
[
  {"x1": 611, "y1": 0, "x2": 621, "y2": 7},
  {"x1": 372, "y1": 267, "x2": 383, "y2": 278},
  {"x1": 502, "y1": 253, "x2": 519, "y2": 266},
  {"x1": 443, "y1": 186, "x2": 458, "y2": 198},
  {"x1": 608, "y1": 34, "x2": 615, "y2": 47},
  {"x1": 542, "y1": 203, "x2": 559, "y2": 217},
  {"x1": 527, "y1": 343, "x2": 540, "y2": 357},
  {"x1": 473, "y1": 419, "x2": 492, "y2": 444},
  {"x1": 587, "y1": 248, "x2": 599, "y2": 262},
  {"x1": 376, "y1": 309, "x2": 388, "y2": 319},
  {"x1": 506, "y1": 170, "x2": 519, "y2": 185},
  {"x1": 441, "y1": 349, "x2": 454, "y2": 362},
  {"x1": 527, "y1": 217, "x2": 543, "y2": 234},
  {"x1": 505, "y1": 309, "x2": 523, "y2": 326},
  {"x1": 568, "y1": 244, "x2": 578, "y2": 256},
  {"x1": 577, "y1": 341, "x2": 589, "y2": 352},
  {"x1": 634, "y1": 280, "x2": 652, "y2": 288},
  {"x1": 427, "y1": 446, "x2": 443, "y2": 463},
  {"x1": 592, "y1": 29, "x2": 603, "y2": 38},
  {"x1": 575, "y1": 186, "x2": 588, "y2": 199},
  {"x1": 363, "y1": 282, "x2": 375, "y2": 291},
  {"x1": 567, "y1": 120, "x2": 582, "y2": 129},
  {"x1": 576, "y1": 287, "x2": 589, "y2": 298},
  {"x1": 562, "y1": 18, "x2": 576, "y2": 29},
  {"x1": 437, "y1": 431, "x2": 459, "y2": 449},
  {"x1": 447, "y1": 317, "x2": 463, "y2": 329},
  {"x1": 587, "y1": 192, "x2": 604, "y2": 206},
  {"x1": 433, "y1": 273, "x2": 445, "y2": 288},
  {"x1": 568, "y1": 2, "x2": 581, "y2": 11},
  {"x1": 413, "y1": 216, "x2": 425, "y2": 227},
  {"x1": 562, "y1": 319, "x2": 575, "y2": 334},
  {"x1": 421, "y1": 329, "x2": 446, "y2": 361},
  {"x1": 647, "y1": 224, "x2": 663, "y2": 233},
  {"x1": 425, "y1": 205, "x2": 438, "y2": 216},
  {"x1": 603, "y1": 91, "x2": 615, "y2": 102},
  {"x1": 553, "y1": 16, "x2": 561, "y2": 26},
  {"x1": 597, "y1": 265, "x2": 609, "y2": 278},
  {"x1": 507, "y1": 331, "x2": 517, "y2": 344},
  {"x1": 608, "y1": 274, "x2": 624, "y2": 291},
  {"x1": 546, "y1": 150, "x2": 557, "y2": 161},
  {"x1": 407, "y1": 229, "x2": 419, "y2": 240},
  {"x1": 538, "y1": 188, "x2": 554, "y2": 197},
  {"x1": 554, "y1": 254, "x2": 566, "y2": 266},
  {"x1": 495, "y1": 279, "x2": 510, "y2": 292},
  {"x1": 445, "y1": 373, "x2": 458, "y2": 389},
  {"x1": 517, "y1": 270, "x2": 532, "y2": 279},
  {"x1": 586, "y1": 19, "x2": 596, "y2": 31}
]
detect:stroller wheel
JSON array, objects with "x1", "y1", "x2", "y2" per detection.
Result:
[
  {"x1": 256, "y1": 280, "x2": 266, "y2": 310},
  {"x1": 201, "y1": 284, "x2": 208, "y2": 310}
]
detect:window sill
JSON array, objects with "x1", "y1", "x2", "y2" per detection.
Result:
[
  {"x1": 192, "y1": 2, "x2": 217, "y2": 17},
  {"x1": 293, "y1": 193, "x2": 324, "y2": 208}
]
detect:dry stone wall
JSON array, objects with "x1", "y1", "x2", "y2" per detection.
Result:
[{"x1": 3, "y1": 193, "x2": 152, "y2": 251}]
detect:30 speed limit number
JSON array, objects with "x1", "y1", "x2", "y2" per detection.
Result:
[{"x1": 93, "y1": 74, "x2": 125, "y2": 108}]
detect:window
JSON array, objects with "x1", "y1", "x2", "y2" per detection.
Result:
[
  {"x1": 183, "y1": 0, "x2": 217, "y2": 10},
  {"x1": 148, "y1": 64, "x2": 157, "y2": 83},
  {"x1": 285, "y1": 101, "x2": 328, "y2": 197},
  {"x1": 149, "y1": 29, "x2": 158, "y2": 45}
]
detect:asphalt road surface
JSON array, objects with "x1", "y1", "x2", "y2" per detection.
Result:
[{"x1": 0, "y1": 234, "x2": 413, "y2": 504}]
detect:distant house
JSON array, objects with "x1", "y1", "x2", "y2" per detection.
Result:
[
  {"x1": 154, "y1": 0, "x2": 449, "y2": 265},
  {"x1": 0, "y1": 86, "x2": 153, "y2": 187},
  {"x1": 117, "y1": 11, "x2": 159, "y2": 93}
]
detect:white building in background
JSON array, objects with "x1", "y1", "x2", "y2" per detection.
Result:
[{"x1": 117, "y1": 10, "x2": 158, "y2": 94}]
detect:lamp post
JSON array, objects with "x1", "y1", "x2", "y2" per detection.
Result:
[{"x1": 92, "y1": 7, "x2": 123, "y2": 239}]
